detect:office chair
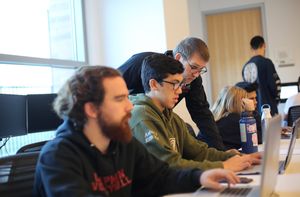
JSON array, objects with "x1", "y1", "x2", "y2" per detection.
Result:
[
  {"x1": 287, "y1": 105, "x2": 300, "y2": 127},
  {"x1": 16, "y1": 140, "x2": 48, "y2": 154},
  {"x1": 0, "y1": 151, "x2": 40, "y2": 197}
]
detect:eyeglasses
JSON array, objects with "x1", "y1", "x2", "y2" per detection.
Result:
[
  {"x1": 187, "y1": 61, "x2": 207, "y2": 74},
  {"x1": 161, "y1": 80, "x2": 184, "y2": 90}
]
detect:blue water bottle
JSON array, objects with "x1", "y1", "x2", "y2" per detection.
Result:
[{"x1": 240, "y1": 111, "x2": 258, "y2": 153}]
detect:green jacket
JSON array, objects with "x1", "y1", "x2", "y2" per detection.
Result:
[{"x1": 129, "y1": 94, "x2": 236, "y2": 170}]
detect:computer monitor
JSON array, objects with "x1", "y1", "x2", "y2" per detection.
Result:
[
  {"x1": 280, "y1": 82, "x2": 299, "y2": 103},
  {"x1": 26, "y1": 94, "x2": 63, "y2": 133},
  {"x1": 0, "y1": 94, "x2": 27, "y2": 138}
]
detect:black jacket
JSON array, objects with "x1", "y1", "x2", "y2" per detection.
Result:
[
  {"x1": 118, "y1": 51, "x2": 225, "y2": 150},
  {"x1": 242, "y1": 55, "x2": 281, "y2": 115},
  {"x1": 217, "y1": 112, "x2": 262, "y2": 150},
  {"x1": 34, "y1": 120, "x2": 202, "y2": 197}
]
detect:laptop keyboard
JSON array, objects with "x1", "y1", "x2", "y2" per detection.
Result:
[
  {"x1": 279, "y1": 160, "x2": 285, "y2": 168},
  {"x1": 279, "y1": 160, "x2": 285, "y2": 173},
  {"x1": 220, "y1": 187, "x2": 252, "y2": 196}
]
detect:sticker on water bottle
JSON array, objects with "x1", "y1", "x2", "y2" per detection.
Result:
[
  {"x1": 247, "y1": 123, "x2": 257, "y2": 133},
  {"x1": 252, "y1": 132, "x2": 258, "y2": 146},
  {"x1": 240, "y1": 123, "x2": 247, "y2": 142}
]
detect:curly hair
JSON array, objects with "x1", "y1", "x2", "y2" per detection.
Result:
[{"x1": 53, "y1": 66, "x2": 120, "y2": 131}]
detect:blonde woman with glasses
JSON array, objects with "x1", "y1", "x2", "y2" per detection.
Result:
[{"x1": 211, "y1": 86, "x2": 255, "y2": 150}]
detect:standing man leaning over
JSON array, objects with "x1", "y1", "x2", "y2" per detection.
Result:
[
  {"x1": 119, "y1": 37, "x2": 225, "y2": 150},
  {"x1": 129, "y1": 54, "x2": 261, "y2": 172},
  {"x1": 242, "y1": 35, "x2": 281, "y2": 115},
  {"x1": 33, "y1": 66, "x2": 240, "y2": 197}
]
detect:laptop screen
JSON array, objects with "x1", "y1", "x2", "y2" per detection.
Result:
[
  {"x1": 27, "y1": 94, "x2": 63, "y2": 133},
  {"x1": 260, "y1": 115, "x2": 282, "y2": 197},
  {"x1": 285, "y1": 118, "x2": 300, "y2": 168},
  {"x1": 0, "y1": 94, "x2": 27, "y2": 138},
  {"x1": 280, "y1": 83, "x2": 299, "y2": 102}
]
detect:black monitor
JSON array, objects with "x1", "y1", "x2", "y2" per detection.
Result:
[
  {"x1": 26, "y1": 94, "x2": 63, "y2": 133},
  {"x1": 0, "y1": 94, "x2": 27, "y2": 138},
  {"x1": 280, "y1": 82, "x2": 299, "y2": 103}
]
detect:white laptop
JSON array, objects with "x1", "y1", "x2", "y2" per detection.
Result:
[
  {"x1": 194, "y1": 115, "x2": 282, "y2": 197},
  {"x1": 278, "y1": 118, "x2": 299, "y2": 173},
  {"x1": 238, "y1": 116, "x2": 299, "y2": 175}
]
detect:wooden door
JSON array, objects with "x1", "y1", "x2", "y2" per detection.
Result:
[{"x1": 206, "y1": 7, "x2": 263, "y2": 102}]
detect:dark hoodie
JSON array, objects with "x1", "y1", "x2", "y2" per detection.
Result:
[{"x1": 33, "y1": 120, "x2": 202, "y2": 197}]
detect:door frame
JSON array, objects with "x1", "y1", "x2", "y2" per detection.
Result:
[{"x1": 202, "y1": 3, "x2": 267, "y2": 104}]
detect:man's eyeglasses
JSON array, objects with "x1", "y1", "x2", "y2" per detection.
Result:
[
  {"x1": 161, "y1": 80, "x2": 184, "y2": 90},
  {"x1": 187, "y1": 62, "x2": 207, "y2": 74}
]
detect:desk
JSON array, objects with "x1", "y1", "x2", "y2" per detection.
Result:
[
  {"x1": 164, "y1": 139, "x2": 300, "y2": 197},
  {"x1": 279, "y1": 139, "x2": 300, "y2": 155},
  {"x1": 245, "y1": 140, "x2": 300, "y2": 196},
  {"x1": 276, "y1": 154, "x2": 300, "y2": 196},
  {"x1": 259, "y1": 139, "x2": 300, "y2": 155}
]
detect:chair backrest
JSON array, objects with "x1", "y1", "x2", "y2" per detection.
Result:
[
  {"x1": 16, "y1": 140, "x2": 48, "y2": 154},
  {"x1": 287, "y1": 105, "x2": 300, "y2": 126},
  {"x1": 0, "y1": 152, "x2": 40, "y2": 197}
]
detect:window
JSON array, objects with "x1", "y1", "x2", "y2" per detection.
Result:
[
  {"x1": 0, "y1": 64, "x2": 75, "y2": 94},
  {"x1": 0, "y1": 0, "x2": 86, "y2": 93},
  {"x1": 0, "y1": 0, "x2": 86, "y2": 156},
  {"x1": 0, "y1": 0, "x2": 85, "y2": 61}
]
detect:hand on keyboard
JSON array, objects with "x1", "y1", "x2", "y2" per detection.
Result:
[
  {"x1": 247, "y1": 152, "x2": 262, "y2": 165},
  {"x1": 223, "y1": 155, "x2": 252, "y2": 172},
  {"x1": 200, "y1": 169, "x2": 240, "y2": 190},
  {"x1": 219, "y1": 177, "x2": 253, "y2": 184}
]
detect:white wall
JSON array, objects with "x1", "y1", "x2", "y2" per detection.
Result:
[
  {"x1": 84, "y1": 0, "x2": 300, "y2": 128},
  {"x1": 186, "y1": 0, "x2": 300, "y2": 103},
  {"x1": 162, "y1": 0, "x2": 190, "y2": 48},
  {"x1": 265, "y1": 0, "x2": 300, "y2": 83},
  {"x1": 85, "y1": 0, "x2": 167, "y2": 68}
]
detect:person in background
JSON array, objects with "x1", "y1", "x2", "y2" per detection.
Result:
[
  {"x1": 211, "y1": 86, "x2": 257, "y2": 150},
  {"x1": 118, "y1": 37, "x2": 226, "y2": 150},
  {"x1": 284, "y1": 93, "x2": 300, "y2": 119},
  {"x1": 283, "y1": 76, "x2": 300, "y2": 119},
  {"x1": 242, "y1": 35, "x2": 281, "y2": 116},
  {"x1": 235, "y1": 81, "x2": 262, "y2": 144},
  {"x1": 130, "y1": 54, "x2": 261, "y2": 173},
  {"x1": 282, "y1": 77, "x2": 300, "y2": 134},
  {"x1": 33, "y1": 66, "x2": 240, "y2": 197}
]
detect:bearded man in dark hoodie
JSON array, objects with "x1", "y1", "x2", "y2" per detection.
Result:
[{"x1": 33, "y1": 66, "x2": 240, "y2": 197}]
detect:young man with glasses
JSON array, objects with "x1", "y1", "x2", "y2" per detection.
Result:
[
  {"x1": 119, "y1": 37, "x2": 225, "y2": 150},
  {"x1": 129, "y1": 54, "x2": 261, "y2": 172}
]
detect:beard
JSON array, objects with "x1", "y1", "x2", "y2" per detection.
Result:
[{"x1": 97, "y1": 112, "x2": 132, "y2": 144}]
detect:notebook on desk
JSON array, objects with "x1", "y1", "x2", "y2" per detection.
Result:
[
  {"x1": 195, "y1": 115, "x2": 282, "y2": 197},
  {"x1": 238, "y1": 117, "x2": 299, "y2": 175}
]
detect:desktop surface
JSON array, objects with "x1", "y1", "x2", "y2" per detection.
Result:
[{"x1": 164, "y1": 139, "x2": 300, "y2": 197}]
